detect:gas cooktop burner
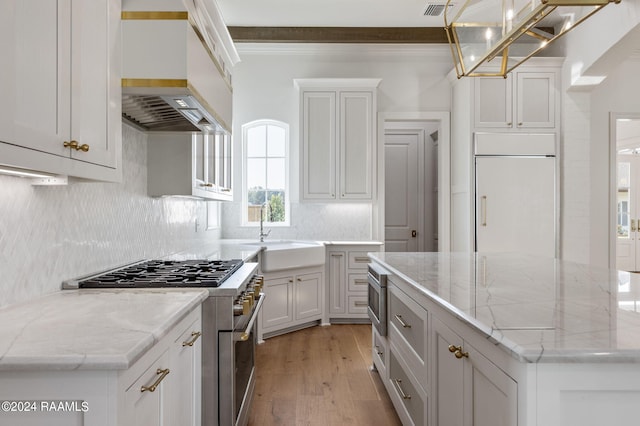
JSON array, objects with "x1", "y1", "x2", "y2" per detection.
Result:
[{"x1": 78, "y1": 259, "x2": 244, "y2": 288}]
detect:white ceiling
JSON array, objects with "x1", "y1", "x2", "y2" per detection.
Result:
[{"x1": 216, "y1": 0, "x2": 452, "y2": 27}]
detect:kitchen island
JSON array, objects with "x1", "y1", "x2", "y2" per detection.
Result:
[{"x1": 369, "y1": 252, "x2": 640, "y2": 426}]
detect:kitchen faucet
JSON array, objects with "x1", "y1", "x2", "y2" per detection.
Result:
[{"x1": 259, "y1": 202, "x2": 271, "y2": 242}]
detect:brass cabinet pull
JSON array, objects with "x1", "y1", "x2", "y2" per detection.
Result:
[
  {"x1": 354, "y1": 279, "x2": 368, "y2": 285},
  {"x1": 448, "y1": 344, "x2": 469, "y2": 359},
  {"x1": 220, "y1": 188, "x2": 231, "y2": 192},
  {"x1": 632, "y1": 219, "x2": 637, "y2": 233},
  {"x1": 394, "y1": 314, "x2": 411, "y2": 328},
  {"x1": 392, "y1": 379, "x2": 411, "y2": 400},
  {"x1": 182, "y1": 331, "x2": 202, "y2": 347},
  {"x1": 354, "y1": 301, "x2": 368, "y2": 307},
  {"x1": 63, "y1": 140, "x2": 90, "y2": 152},
  {"x1": 354, "y1": 256, "x2": 369, "y2": 263},
  {"x1": 374, "y1": 345, "x2": 383, "y2": 356},
  {"x1": 201, "y1": 183, "x2": 214, "y2": 187},
  {"x1": 141, "y1": 368, "x2": 170, "y2": 393}
]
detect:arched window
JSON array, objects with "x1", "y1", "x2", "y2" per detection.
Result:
[{"x1": 242, "y1": 120, "x2": 290, "y2": 225}]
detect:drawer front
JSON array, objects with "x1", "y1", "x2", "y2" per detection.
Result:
[
  {"x1": 373, "y1": 327, "x2": 387, "y2": 369},
  {"x1": 124, "y1": 351, "x2": 170, "y2": 424},
  {"x1": 348, "y1": 251, "x2": 370, "y2": 270},
  {"x1": 348, "y1": 273, "x2": 368, "y2": 293},
  {"x1": 389, "y1": 287, "x2": 427, "y2": 363},
  {"x1": 389, "y1": 348, "x2": 426, "y2": 426},
  {"x1": 347, "y1": 294, "x2": 368, "y2": 314}
]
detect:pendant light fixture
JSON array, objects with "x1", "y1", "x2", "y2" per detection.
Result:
[{"x1": 445, "y1": 0, "x2": 621, "y2": 78}]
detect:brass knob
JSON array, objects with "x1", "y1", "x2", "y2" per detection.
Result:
[
  {"x1": 242, "y1": 298, "x2": 251, "y2": 315},
  {"x1": 63, "y1": 140, "x2": 90, "y2": 152},
  {"x1": 448, "y1": 344, "x2": 468, "y2": 359},
  {"x1": 63, "y1": 140, "x2": 79, "y2": 150}
]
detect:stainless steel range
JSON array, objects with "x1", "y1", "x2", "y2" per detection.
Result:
[{"x1": 63, "y1": 258, "x2": 264, "y2": 426}]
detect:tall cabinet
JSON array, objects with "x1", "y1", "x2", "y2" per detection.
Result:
[
  {"x1": 449, "y1": 58, "x2": 562, "y2": 253},
  {"x1": 295, "y1": 79, "x2": 381, "y2": 201}
]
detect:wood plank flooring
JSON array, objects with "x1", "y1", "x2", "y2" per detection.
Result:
[{"x1": 248, "y1": 324, "x2": 402, "y2": 426}]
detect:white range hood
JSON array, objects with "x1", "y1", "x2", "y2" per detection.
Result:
[{"x1": 121, "y1": 1, "x2": 239, "y2": 133}]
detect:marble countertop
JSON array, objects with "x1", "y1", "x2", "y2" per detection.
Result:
[
  {"x1": 369, "y1": 252, "x2": 640, "y2": 363},
  {"x1": 0, "y1": 289, "x2": 208, "y2": 371}
]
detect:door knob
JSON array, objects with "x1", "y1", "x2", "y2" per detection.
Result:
[{"x1": 411, "y1": 230, "x2": 417, "y2": 238}]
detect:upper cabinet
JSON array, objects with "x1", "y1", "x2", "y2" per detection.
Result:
[
  {"x1": 296, "y1": 79, "x2": 381, "y2": 201},
  {"x1": 473, "y1": 67, "x2": 559, "y2": 131},
  {"x1": 0, "y1": 0, "x2": 122, "y2": 182}
]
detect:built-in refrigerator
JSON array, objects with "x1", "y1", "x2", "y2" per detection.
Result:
[{"x1": 474, "y1": 133, "x2": 557, "y2": 257}]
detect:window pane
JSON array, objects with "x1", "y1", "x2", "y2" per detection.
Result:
[
  {"x1": 266, "y1": 191, "x2": 286, "y2": 222},
  {"x1": 267, "y1": 158, "x2": 285, "y2": 189},
  {"x1": 247, "y1": 158, "x2": 266, "y2": 189},
  {"x1": 267, "y1": 125, "x2": 286, "y2": 157},
  {"x1": 247, "y1": 125, "x2": 266, "y2": 157}
]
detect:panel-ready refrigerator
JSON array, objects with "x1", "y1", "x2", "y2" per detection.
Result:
[{"x1": 474, "y1": 133, "x2": 557, "y2": 257}]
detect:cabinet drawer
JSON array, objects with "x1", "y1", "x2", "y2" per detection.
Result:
[
  {"x1": 348, "y1": 273, "x2": 368, "y2": 292},
  {"x1": 388, "y1": 348, "x2": 426, "y2": 426},
  {"x1": 347, "y1": 295, "x2": 368, "y2": 314},
  {"x1": 124, "y1": 351, "x2": 170, "y2": 425},
  {"x1": 348, "y1": 251, "x2": 370, "y2": 270},
  {"x1": 373, "y1": 327, "x2": 387, "y2": 370},
  {"x1": 389, "y1": 287, "x2": 428, "y2": 363}
]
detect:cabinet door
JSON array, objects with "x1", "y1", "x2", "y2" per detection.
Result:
[
  {"x1": 302, "y1": 91, "x2": 337, "y2": 199},
  {"x1": 328, "y1": 251, "x2": 346, "y2": 314},
  {"x1": 124, "y1": 351, "x2": 170, "y2": 426},
  {"x1": 464, "y1": 343, "x2": 518, "y2": 426},
  {"x1": 0, "y1": 0, "x2": 70, "y2": 156},
  {"x1": 261, "y1": 276, "x2": 294, "y2": 329},
  {"x1": 166, "y1": 317, "x2": 202, "y2": 426},
  {"x1": 69, "y1": 0, "x2": 120, "y2": 168},
  {"x1": 295, "y1": 272, "x2": 322, "y2": 320},
  {"x1": 339, "y1": 91, "x2": 373, "y2": 199},
  {"x1": 474, "y1": 76, "x2": 512, "y2": 128},
  {"x1": 516, "y1": 72, "x2": 555, "y2": 128},
  {"x1": 433, "y1": 317, "x2": 465, "y2": 426}
]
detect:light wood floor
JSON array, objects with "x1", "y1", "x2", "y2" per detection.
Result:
[{"x1": 248, "y1": 324, "x2": 402, "y2": 426}]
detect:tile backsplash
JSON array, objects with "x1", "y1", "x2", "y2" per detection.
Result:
[{"x1": 0, "y1": 124, "x2": 218, "y2": 309}]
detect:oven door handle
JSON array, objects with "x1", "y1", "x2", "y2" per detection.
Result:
[{"x1": 234, "y1": 292, "x2": 265, "y2": 342}]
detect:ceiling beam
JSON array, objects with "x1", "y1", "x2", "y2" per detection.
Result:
[{"x1": 227, "y1": 26, "x2": 449, "y2": 44}]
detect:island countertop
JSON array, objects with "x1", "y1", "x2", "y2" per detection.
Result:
[
  {"x1": 0, "y1": 289, "x2": 209, "y2": 371},
  {"x1": 369, "y1": 252, "x2": 640, "y2": 363}
]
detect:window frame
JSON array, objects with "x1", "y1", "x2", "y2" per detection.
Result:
[{"x1": 242, "y1": 119, "x2": 291, "y2": 227}]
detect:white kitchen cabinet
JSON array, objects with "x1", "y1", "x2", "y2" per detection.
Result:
[
  {"x1": 474, "y1": 71, "x2": 557, "y2": 130},
  {"x1": 0, "y1": 0, "x2": 121, "y2": 182},
  {"x1": 147, "y1": 132, "x2": 232, "y2": 200},
  {"x1": 296, "y1": 79, "x2": 380, "y2": 201},
  {"x1": 259, "y1": 266, "x2": 324, "y2": 339},
  {"x1": 0, "y1": 306, "x2": 202, "y2": 426},
  {"x1": 387, "y1": 345, "x2": 428, "y2": 426},
  {"x1": 432, "y1": 316, "x2": 518, "y2": 426},
  {"x1": 326, "y1": 244, "x2": 381, "y2": 321}
]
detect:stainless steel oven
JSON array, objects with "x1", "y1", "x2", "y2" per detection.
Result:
[
  {"x1": 218, "y1": 285, "x2": 264, "y2": 426},
  {"x1": 367, "y1": 263, "x2": 389, "y2": 336}
]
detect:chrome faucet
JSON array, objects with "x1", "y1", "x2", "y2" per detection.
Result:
[{"x1": 259, "y1": 203, "x2": 271, "y2": 242}]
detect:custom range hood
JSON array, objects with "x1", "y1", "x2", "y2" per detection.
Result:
[{"x1": 121, "y1": 4, "x2": 239, "y2": 133}]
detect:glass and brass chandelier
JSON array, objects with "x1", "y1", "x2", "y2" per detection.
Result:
[{"x1": 445, "y1": 0, "x2": 621, "y2": 77}]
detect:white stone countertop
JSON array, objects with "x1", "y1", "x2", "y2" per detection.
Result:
[
  {"x1": 0, "y1": 289, "x2": 209, "y2": 371},
  {"x1": 369, "y1": 252, "x2": 640, "y2": 363}
]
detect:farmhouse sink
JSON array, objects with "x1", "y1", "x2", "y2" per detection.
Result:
[{"x1": 244, "y1": 240, "x2": 326, "y2": 272}]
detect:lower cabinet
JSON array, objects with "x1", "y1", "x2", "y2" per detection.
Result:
[
  {"x1": 432, "y1": 317, "x2": 517, "y2": 426},
  {"x1": 259, "y1": 266, "x2": 324, "y2": 340},
  {"x1": 380, "y1": 278, "x2": 519, "y2": 426},
  {"x1": 0, "y1": 306, "x2": 202, "y2": 426}
]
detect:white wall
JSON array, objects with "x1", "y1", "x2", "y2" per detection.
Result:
[
  {"x1": 221, "y1": 44, "x2": 452, "y2": 241},
  {"x1": 0, "y1": 124, "x2": 219, "y2": 308}
]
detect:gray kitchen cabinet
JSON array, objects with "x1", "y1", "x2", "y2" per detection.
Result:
[
  {"x1": 0, "y1": 0, "x2": 121, "y2": 182},
  {"x1": 296, "y1": 79, "x2": 380, "y2": 201},
  {"x1": 147, "y1": 132, "x2": 232, "y2": 200},
  {"x1": 473, "y1": 70, "x2": 558, "y2": 130},
  {"x1": 326, "y1": 244, "x2": 381, "y2": 321},
  {"x1": 432, "y1": 316, "x2": 518, "y2": 426},
  {"x1": 259, "y1": 266, "x2": 324, "y2": 340}
]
